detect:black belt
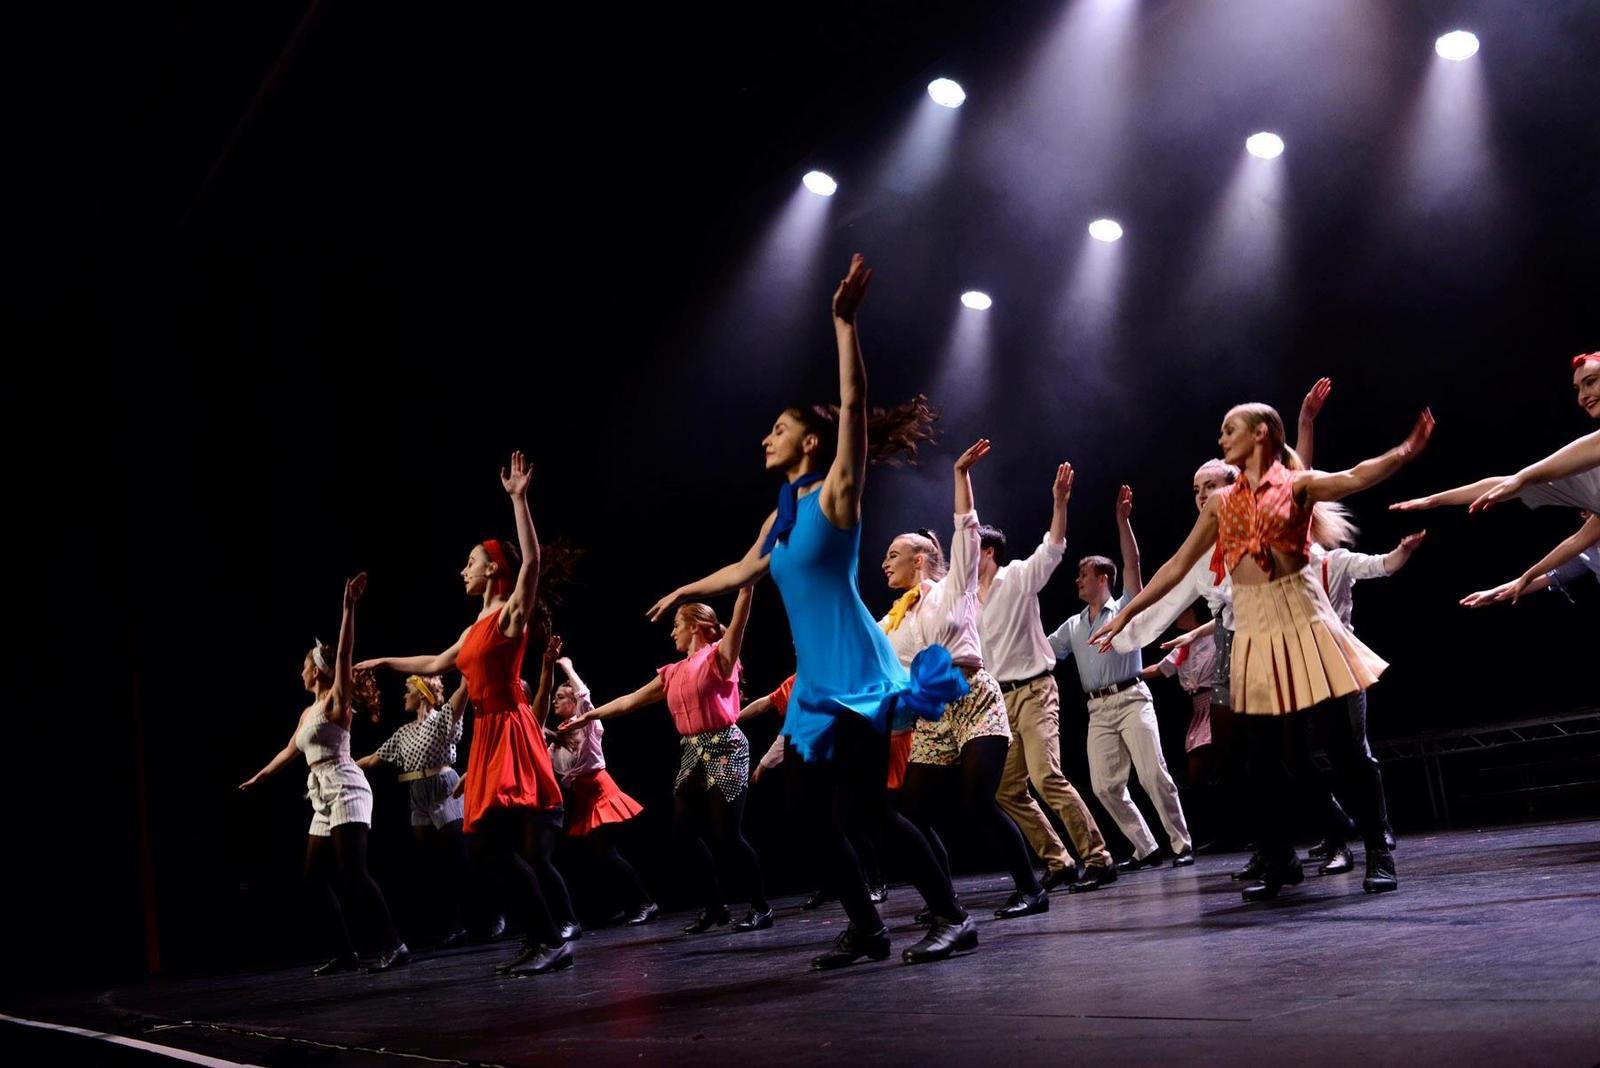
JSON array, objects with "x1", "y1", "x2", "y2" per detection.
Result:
[
  {"x1": 1085, "y1": 677, "x2": 1141, "y2": 701},
  {"x1": 999, "y1": 669, "x2": 1052, "y2": 693}
]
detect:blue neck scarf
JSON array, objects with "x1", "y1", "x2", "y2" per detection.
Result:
[{"x1": 761, "y1": 472, "x2": 826, "y2": 556}]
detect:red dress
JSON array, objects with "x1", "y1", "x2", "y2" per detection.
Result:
[{"x1": 456, "y1": 612, "x2": 563, "y2": 832}]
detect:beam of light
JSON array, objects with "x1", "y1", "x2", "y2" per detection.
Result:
[
  {"x1": 1184, "y1": 147, "x2": 1287, "y2": 309},
  {"x1": 978, "y1": 0, "x2": 1140, "y2": 223},
  {"x1": 801, "y1": 170, "x2": 837, "y2": 197},
  {"x1": 1245, "y1": 132, "x2": 1285, "y2": 159},
  {"x1": 709, "y1": 183, "x2": 835, "y2": 368},
  {"x1": 927, "y1": 78, "x2": 966, "y2": 108},
  {"x1": 1435, "y1": 30, "x2": 1479, "y2": 62},
  {"x1": 1062, "y1": 226, "x2": 1125, "y2": 340},
  {"x1": 1088, "y1": 218, "x2": 1124, "y2": 243},
  {"x1": 960, "y1": 290, "x2": 993, "y2": 310},
  {"x1": 870, "y1": 91, "x2": 962, "y2": 196}
]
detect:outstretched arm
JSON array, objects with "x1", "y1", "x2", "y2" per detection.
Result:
[
  {"x1": 240, "y1": 731, "x2": 300, "y2": 791},
  {"x1": 561, "y1": 676, "x2": 667, "y2": 730},
  {"x1": 357, "y1": 629, "x2": 465, "y2": 677},
  {"x1": 1469, "y1": 432, "x2": 1600, "y2": 512},
  {"x1": 1461, "y1": 513, "x2": 1600, "y2": 607},
  {"x1": 1391, "y1": 476, "x2": 1504, "y2": 512},
  {"x1": 1090, "y1": 499, "x2": 1221, "y2": 650},
  {"x1": 1383, "y1": 530, "x2": 1428, "y2": 574},
  {"x1": 1300, "y1": 409, "x2": 1434, "y2": 504},
  {"x1": 647, "y1": 511, "x2": 776, "y2": 622}
]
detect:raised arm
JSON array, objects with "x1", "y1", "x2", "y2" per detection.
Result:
[
  {"x1": 1469, "y1": 431, "x2": 1600, "y2": 513},
  {"x1": 357, "y1": 630, "x2": 465, "y2": 677},
  {"x1": 1048, "y1": 462, "x2": 1071, "y2": 548},
  {"x1": 647, "y1": 511, "x2": 776, "y2": 622},
  {"x1": 1295, "y1": 377, "x2": 1331, "y2": 469},
  {"x1": 445, "y1": 676, "x2": 469, "y2": 721},
  {"x1": 327, "y1": 573, "x2": 367, "y2": 729},
  {"x1": 1299, "y1": 409, "x2": 1434, "y2": 505},
  {"x1": 1115, "y1": 485, "x2": 1142, "y2": 597},
  {"x1": 561, "y1": 676, "x2": 667, "y2": 730},
  {"x1": 818, "y1": 253, "x2": 874, "y2": 528},
  {"x1": 1090, "y1": 499, "x2": 1221, "y2": 650},
  {"x1": 716, "y1": 586, "x2": 755, "y2": 678},
  {"x1": 500, "y1": 451, "x2": 542, "y2": 635},
  {"x1": 942, "y1": 439, "x2": 990, "y2": 600},
  {"x1": 531, "y1": 634, "x2": 562, "y2": 719},
  {"x1": 556, "y1": 655, "x2": 588, "y2": 698}
]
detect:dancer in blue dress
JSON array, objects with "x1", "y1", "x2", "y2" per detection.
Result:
[{"x1": 649, "y1": 254, "x2": 974, "y2": 968}]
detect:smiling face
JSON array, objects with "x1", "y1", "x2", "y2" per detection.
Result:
[
  {"x1": 881, "y1": 537, "x2": 925, "y2": 590},
  {"x1": 1576, "y1": 358, "x2": 1600, "y2": 419}
]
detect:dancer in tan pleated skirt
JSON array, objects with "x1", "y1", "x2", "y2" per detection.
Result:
[{"x1": 1092, "y1": 398, "x2": 1434, "y2": 902}]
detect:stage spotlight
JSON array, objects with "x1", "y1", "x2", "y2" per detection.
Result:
[
  {"x1": 1245, "y1": 132, "x2": 1285, "y2": 159},
  {"x1": 801, "y1": 170, "x2": 838, "y2": 197},
  {"x1": 1435, "y1": 31, "x2": 1479, "y2": 61},
  {"x1": 960, "y1": 291, "x2": 993, "y2": 310},
  {"x1": 1088, "y1": 218, "x2": 1124, "y2": 243},
  {"x1": 927, "y1": 78, "x2": 967, "y2": 108}
]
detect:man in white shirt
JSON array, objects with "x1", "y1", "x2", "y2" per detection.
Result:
[
  {"x1": 978, "y1": 462, "x2": 1116, "y2": 891},
  {"x1": 1048, "y1": 486, "x2": 1193, "y2": 872}
]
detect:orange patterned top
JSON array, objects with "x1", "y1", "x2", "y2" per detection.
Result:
[{"x1": 1210, "y1": 462, "x2": 1310, "y2": 582}]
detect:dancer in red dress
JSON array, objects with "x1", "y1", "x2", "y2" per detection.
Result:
[{"x1": 359, "y1": 452, "x2": 575, "y2": 976}]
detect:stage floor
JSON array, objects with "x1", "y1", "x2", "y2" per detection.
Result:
[{"x1": 5, "y1": 819, "x2": 1598, "y2": 1067}]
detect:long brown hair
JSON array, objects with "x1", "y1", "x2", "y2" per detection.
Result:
[{"x1": 788, "y1": 394, "x2": 939, "y2": 469}]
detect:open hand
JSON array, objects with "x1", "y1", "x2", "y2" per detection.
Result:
[
  {"x1": 500, "y1": 450, "x2": 533, "y2": 497},
  {"x1": 832, "y1": 253, "x2": 874, "y2": 324}
]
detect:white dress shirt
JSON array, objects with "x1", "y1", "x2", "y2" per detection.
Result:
[
  {"x1": 977, "y1": 533, "x2": 1066, "y2": 682},
  {"x1": 879, "y1": 511, "x2": 984, "y2": 669},
  {"x1": 1310, "y1": 544, "x2": 1391, "y2": 633}
]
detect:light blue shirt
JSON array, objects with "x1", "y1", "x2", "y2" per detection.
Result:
[{"x1": 1048, "y1": 592, "x2": 1143, "y2": 693}]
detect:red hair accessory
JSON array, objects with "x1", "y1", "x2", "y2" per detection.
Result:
[
  {"x1": 1574, "y1": 352, "x2": 1599, "y2": 369},
  {"x1": 481, "y1": 539, "x2": 513, "y2": 591}
]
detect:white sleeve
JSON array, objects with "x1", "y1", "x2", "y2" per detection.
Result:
[
  {"x1": 942, "y1": 511, "x2": 981, "y2": 603},
  {"x1": 1157, "y1": 651, "x2": 1179, "y2": 677},
  {"x1": 1111, "y1": 555, "x2": 1208, "y2": 653},
  {"x1": 1342, "y1": 550, "x2": 1391, "y2": 582},
  {"x1": 758, "y1": 735, "x2": 787, "y2": 770},
  {"x1": 1011, "y1": 533, "x2": 1067, "y2": 595}
]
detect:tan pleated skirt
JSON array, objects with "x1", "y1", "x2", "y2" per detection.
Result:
[{"x1": 1230, "y1": 566, "x2": 1387, "y2": 715}]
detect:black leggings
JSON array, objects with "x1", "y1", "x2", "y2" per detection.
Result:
[
  {"x1": 469, "y1": 808, "x2": 575, "y2": 945},
  {"x1": 899, "y1": 735, "x2": 1042, "y2": 895},
  {"x1": 673, "y1": 783, "x2": 767, "y2": 912},
  {"x1": 1309, "y1": 692, "x2": 1391, "y2": 849},
  {"x1": 303, "y1": 823, "x2": 401, "y2": 957},
  {"x1": 411, "y1": 819, "x2": 470, "y2": 933},
  {"x1": 791, "y1": 715, "x2": 962, "y2": 931},
  {"x1": 582, "y1": 823, "x2": 654, "y2": 913}
]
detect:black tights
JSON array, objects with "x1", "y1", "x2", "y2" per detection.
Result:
[
  {"x1": 899, "y1": 735, "x2": 1042, "y2": 895},
  {"x1": 1244, "y1": 696, "x2": 1391, "y2": 865},
  {"x1": 469, "y1": 808, "x2": 575, "y2": 945},
  {"x1": 673, "y1": 783, "x2": 767, "y2": 912},
  {"x1": 411, "y1": 819, "x2": 470, "y2": 933},
  {"x1": 582, "y1": 824, "x2": 654, "y2": 913},
  {"x1": 303, "y1": 824, "x2": 401, "y2": 957},
  {"x1": 792, "y1": 715, "x2": 962, "y2": 931}
]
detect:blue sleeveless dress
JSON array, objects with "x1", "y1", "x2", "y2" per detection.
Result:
[{"x1": 768, "y1": 490, "x2": 967, "y2": 761}]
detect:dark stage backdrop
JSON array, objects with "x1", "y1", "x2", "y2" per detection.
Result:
[{"x1": 23, "y1": 0, "x2": 1598, "y2": 991}]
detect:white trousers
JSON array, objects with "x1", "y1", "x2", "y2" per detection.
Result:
[{"x1": 1086, "y1": 682, "x2": 1190, "y2": 857}]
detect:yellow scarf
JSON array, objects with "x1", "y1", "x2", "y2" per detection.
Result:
[{"x1": 883, "y1": 586, "x2": 922, "y2": 633}]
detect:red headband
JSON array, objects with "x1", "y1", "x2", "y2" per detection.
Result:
[
  {"x1": 481, "y1": 539, "x2": 513, "y2": 590},
  {"x1": 1574, "y1": 352, "x2": 1599, "y2": 370}
]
